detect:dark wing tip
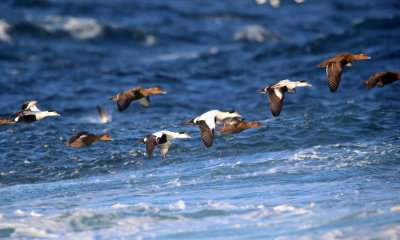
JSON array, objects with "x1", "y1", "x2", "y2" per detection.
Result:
[
  {"x1": 198, "y1": 120, "x2": 214, "y2": 148},
  {"x1": 268, "y1": 90, "x2": 283, "y2": 117}
]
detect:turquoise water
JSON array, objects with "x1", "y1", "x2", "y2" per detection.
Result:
[{"x1": 1, "y1": 0, "x2": 400, "y2": 238}]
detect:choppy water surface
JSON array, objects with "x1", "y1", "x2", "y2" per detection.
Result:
[{"x1": 1, "y1": 0, "x2": 400, "y2": 239}]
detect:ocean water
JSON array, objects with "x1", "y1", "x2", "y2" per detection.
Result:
[{"x1": 1, "y1": 0, "x2": 400, "y2": 239}]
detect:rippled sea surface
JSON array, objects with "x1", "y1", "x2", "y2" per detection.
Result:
[{"x1": 1, "y1": 0, "x2": 400, "y2": 239}]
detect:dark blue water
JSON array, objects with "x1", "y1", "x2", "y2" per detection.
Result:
[{"x1": 1, "y1": 0, "x2": 400, "y2": 238}]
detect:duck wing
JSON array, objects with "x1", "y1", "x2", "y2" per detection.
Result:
[
  {"x1": 156, "y1": 134, "x2": 170, "y2": 157},
  {"x1": 68, "y1": 132, "x2": 88, "y2": 144},
  {"x1": 145, "y1": 135, "x2": 157, "y2": 156},
  {"x1": 197, "y1": 120, "x2": 214, "y2": 147},
  {"x1": 326, "y1": 61, "x2": 343, "y2": 93},
  {"x1": 116, "y1": 89, "x2": 142, "y2": 112},
  {"x1": 222, "y1": 117, "x2": 241, "y2": 127},
  {"x1": 136, "y1": 96, "x2": 150, "y2": 108},
  {"x1": 268, "y1": 87, "x2": 286, "y2": 116},
  {"x1": 21, "y1": 100, "x2": 40, "y2": 112},
  {"x1": 7, "y1": 110, "x2": 23, "y2": 120}
]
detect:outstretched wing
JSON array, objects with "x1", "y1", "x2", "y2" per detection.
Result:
[
  {"x1": 145, "y1": 135, "x2": 157, "y2": 156},
  {"x1": 136, "y1": 96, "x2": 150, "y2": 108},
  {"x1": 197, "y1": 120, "x2": 214, "y2": 147},
  {"x1": 117, "y1": 96, "x2": 133, "y2": 112},
  {"x1": 156, "y1": 134, "x2": 170, "y2": 157},
  {"x1": 21, "y1": 100, "x2": 40, "y2": 112},
  {"x1": 116, "y1": 88, "x2": 142, "y2": 112},
  {"x1": 326, "y1": 61, "x2": 343, "y2": 93},
  {"x1": 268, "y1": 87, "x2": 285, "y2": 117}
]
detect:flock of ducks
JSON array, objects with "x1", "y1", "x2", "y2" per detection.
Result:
[{"x1": 1, "y1": 52, "x2": 399, "y2": 156}]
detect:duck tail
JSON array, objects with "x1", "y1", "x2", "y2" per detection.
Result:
[{"x1": 185, "y1": 118, "x2": 195, "y2": 124}]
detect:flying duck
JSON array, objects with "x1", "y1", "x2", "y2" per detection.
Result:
[
  {"x1": 185, "y1": 110, "x2": 242, "y2": 147},
  {"x1": 65, "y1": 132, "x2": 114, "y2": 148},
  {"x1": 257, "y1": 79, "x2": 312, "y2": 116},
  {"x1": 2, "y1": 100, "x2": 60, "y2": 123},
  {"x1": 109, "y1": 87, "x2": 166, "y2": 112},
  {"x1": 216, "y1": 117, "x2": 264, "y2": 134},
  {"x1": 138, "y1": 131, "x2": 191, "y2": 157},
  {"x1": 97, "y1": 106, "x2": 110, "y2": 123},
  {"x1": 363, "y1": 71, "x2": 400, "y2": 90},
  {"x1": 317, "y1": 52, "x2": 371, "y2": 92}
]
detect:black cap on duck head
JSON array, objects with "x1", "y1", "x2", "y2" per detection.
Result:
[
  {"x1": 228, "y1": 110, "x2": 236, "y2": 113},
  {"x1": 179, "y1": 132, "x2": 186, "y2": 134}
]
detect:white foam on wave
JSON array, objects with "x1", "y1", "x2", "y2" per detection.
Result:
[
  {"x1": 168, "y1": 200, "x2": 186, "y2": 210},
  {"x1": 14, "y1": 209, "x2": 25, "y2": 216},
  {"x1": 201, "y1": 200, "x2": 255, "y2": 210},
  {"x1": 0, "y1": 19, "x2": 12, "y2": 43},
  {"x1": 37, "y1": 16, "x2": 103, "y2": 40},
  {"x1": 112, "y1": 203, "x2": 129, "y2": 209},
  {"x1": 12, "y1": 227, "x2": 58, "y2": 238},
  {"x1": 168, "y1": 178, "x2": 181, "y2": 187},
  {"x1": 390, "y1": 206, "x2": 400, "y2": 212},
  {"x1": 30, "y1": 211, "x2": 43, "y2": 217},
  {"x1": 234, "y1": 25, "x2": 279, "y2": 42},
  {"x1": 273, "y1": 204, "x2": 309, "y2": 215}
]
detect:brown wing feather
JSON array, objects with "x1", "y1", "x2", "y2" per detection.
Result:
[
  {"x1": 326, "y1": 61, "x2": 343, "y2": 93},
  {"x1": 268, "y1": 88, "x2": 285, "y2": 117},
  {"x1": 145, "y1": 135, "x2": 157, "y2": 156},
  {"x1": 68, "y1": 132, "x2": 89, "y2": 144},
  {"x1": 117, "y1": 88, "x2": 142, "y2": 112},
  {"x1": 197, "y1": 120, "x2": 214, "y2": 147}
]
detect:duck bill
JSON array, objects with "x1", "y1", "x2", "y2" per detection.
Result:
[
  {"x1": 109, "y1": 96, "x2": 117, "y2": 101},
  {"x1": 138, "y1": 140, "x2": 145, "y2": 144}
]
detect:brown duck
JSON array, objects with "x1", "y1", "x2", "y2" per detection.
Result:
[
  {"x1": 109, "y1": 87, "x2": 166, "y2": 112},
  {"x1": 317, "y1": 52, "x2": 371, "y2": 92},
  {"x1": 216, "y1": 117, "x2": 264, "y2": 134},
  {"x1": 364, "y1": 71, "x2": 400, "y2": 90},
  {"x1": 65, "y1": 132, "x2": 114, "y2": 148}
]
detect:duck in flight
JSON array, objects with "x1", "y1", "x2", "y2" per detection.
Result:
[
  {"x1": 363, "y1": 71, "x2": 400, "y2": 90},
  {"x1": 65, "y1": 132, "x2": 114, "y2": 148},
  {"x1": 1, "y1": 100, "x2": 60, "y2": 124},
  {"x1": 138, "y1": 131, "x2": 191, "y2": 157},
  {"x1": 97, "y1": 106, "x2": 110, "y2": 123},
  {"x1": 109, "y1": 87, "x2": 166, "y2": 112},
  {"x1": 216, "y1": 117, "x2": 264, "y2": 134},
  {"x1": 186, "y1": 110, "x2": 242, "y2": 147},
  {"x1": 317, "y1": 52, "x2": 371, "y2": 92},
  {"x1": 257, "y1": 79, "x2": 312, "y2": 116}
]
